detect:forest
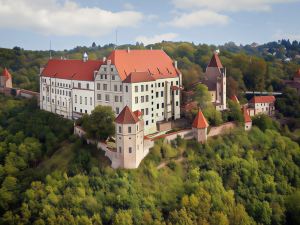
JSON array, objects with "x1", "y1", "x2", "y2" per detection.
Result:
[
  {"x1": 0, "y1": 40, "x2": 300, "y2": 224},
  {"x1": 0, "y1": 95, "x2": 299, "y2": 225}
]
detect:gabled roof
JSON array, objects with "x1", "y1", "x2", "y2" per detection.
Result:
[
  {"x1": 249, "y1": 96, "x2": 275, "y2": 104},
  {"x1": 243, "y1": 107, "x2": 252, "y2": 123},
  {"x1": 115, "y1": 106, "x2": 139, "y2": 124},
  {"x1": 230, "y1": 95, "x2": 239, "y2": 104},
  {"x1": 123, "y1": 72, "x2": 156, "y2": 83},
  {"x1": 107, "y1": 50, "x2": 180, "y2": 81},
  {"x1": 207, "y1": 53, "x2": 223, "y2": 68},
  {"x1": 2, "y1": 68, "x2": 12, "y2": 79},
  {"x1": 41, "y1": 59, "x2": 103, "y2": 81},
  {"x1": 192, "y1": 110, "x2": 209, "y2": 129}
]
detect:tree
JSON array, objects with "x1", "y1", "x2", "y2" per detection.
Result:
[
  {"x1": 82, "y1": 106, "x2": 115, "y2": 140},
  {"x1": 285, "y1": 190, "x2": 300, "y2": 225},
  {"x1": 113, "y1": 210, "x2": 133, "y2": 225},
  {"x1": 228, "y1": 100, "x2": 244, "y2": 124},
  {"x1": 193, "y1": 84, "x2": 211, "y2": 109}
]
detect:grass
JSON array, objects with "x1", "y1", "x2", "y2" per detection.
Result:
[{"x1": 38, "y1": 142, "x2": 76, "y2": 173}]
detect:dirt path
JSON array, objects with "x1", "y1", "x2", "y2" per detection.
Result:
[{"x1": 157, "y1": 156, "x2": 185, "y2": 170}]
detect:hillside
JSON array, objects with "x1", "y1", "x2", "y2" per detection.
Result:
[{"x1": 0, "y1": 96, "x2": 299, "y2": 224}]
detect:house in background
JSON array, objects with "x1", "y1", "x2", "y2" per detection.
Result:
[
  {"x1": 247, "y1": 96, "x2": 276, "y2": 116},
  {"x1": 284, "y1": 69, "x2": 300, "y2": 95}
]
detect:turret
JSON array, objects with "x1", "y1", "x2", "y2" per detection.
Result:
[
  {"x1": 0, "y1": 68, "x2": 13, "y2": 88},
  {"x1": 115, "y1": 106, "x2": 144, "y2": 169},
  {"x1": 192, "y1": 109, "x2": 209, "y2": 143}
]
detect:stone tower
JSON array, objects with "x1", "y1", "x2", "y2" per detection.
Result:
[
  {"x1": 115, "y1": 106, "x2": 144, "y2": 169},
  {"x1": 192, "y1": 109, "x2": 209, "y2": 143},
  {"x1": 0, "y1": 68, "x2": 13, "y2": 89},
  {"x1": 203, "y1": 52, "x2": 227, "y2": 111}
]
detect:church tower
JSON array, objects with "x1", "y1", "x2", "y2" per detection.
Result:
[
  {"x1": 115, "y1": 106, "x2": 144, "y2": 169},
  {"x1": 203, "y1": 52, "x2": 227, "y2": 110}
]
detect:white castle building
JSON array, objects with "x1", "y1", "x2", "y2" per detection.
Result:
[{"x1": 40, "y1": 49, "x2": 182, "y2": 135}]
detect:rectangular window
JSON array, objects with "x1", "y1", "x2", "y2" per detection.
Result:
[
  {"x1": 103, "y1": 84, "x2": 107, "y2": 91},
  {"x1": 141, "y1": 96, "x2": 144, "y2": 103},
  {"x1": 120, "y1": 85, "x2": 123, "y2": 92},
  {"x1": 146, "y1": 108, "x2": 149, "y2": 115},
  {"x1": 119, "y1": 126, "x2": 122, "y2": 133},
  {"x1": 146, "y1": 95, "x2": 149, "y2": 102},
  {"x1": 126, "y1": 86, "x2": 128, "y2": 92},
  {"x1": 161, "y1": 91, "x2": 163, "y2": 97},
  {"x1": 128, "y1": 126, "x2": 131, "y2": 133},
  {"x1": 135, "y1": 86, "x2": 138, "y2": 92},
  {"x1": 176, "y1": 90, "x2": 179, "y2": 95},
  {"x1": 135, "y1": 97, "x2": 138, "y2": 104},
  {"x1": 176, "y1": 81, "x2": 179, "y2": 85},
  {"x1": 101, "y1": 74, "x2": 103, "y2": 79},
  {"x1": 120, "y1": 96, "x2": 123, "y2": 102},
  {"x1": 105, "y1": 94, "x2": 109, "y2": 102},
  {"x1": 158, "y1": 83, "x2": 160, "y2": 87},
  {"x1": 141, "y1": 85, "x2": 144, "y2": 92},
  {"x1": 162, "y1": 82, "x2": 165, "y2": 87},
  {"x1": 75, "y1": 95, "x2": 77, "y2": 103},
  {"x1": 146, "y1": 85, "x2": 148, "y2": 91},
  {"x1": 115, "y1": 96, "x2": 119, "y2": 102},
  {"x1": 141, "y1": 109, "x2": 144, "y2": 115},
  {"x1": 85, "y1": 97, "x2": 87, "y2": 105},
  {"x1": 146, "y1": 121, "x2": 149, "y2": 125},
  {"x1": 114, "y1": 85, "x2": 117, "y2": 92},
  {"x1": 87, "y1": 83, "x2": 89, "y2": 89},
  {"x1": 176, "y1": 101, "x2": 179, "y2": 106},
  {"x1": 157, "y1": 104, "x2": 159, "y2": 109},
  {"x1": 116, "y1": 107, "x2": 119, "y2": 114},
  {"x1": 90, "y1": 97, "x2": 92, "y2": 106},
  {"x1": 97, "y1": 83, "x2": 100, "y2": 90},
  {"x1": 111, "y1": 68, "x2": 114, "y2": 72},
  {"x1": 156, "y1": 92, "x2": 159, "y2": 98},
  {"x1": 112, "y1": 75, "x2": 115, "y2": 80},
  {"x1": 119, "y1": 147, "x2": 122, "y2": 153},
  {"x1": 78, "y1": 83, "x2": 81, "y2": 89},
  {"x1": 162, "y1": 103, "x2": 164, "y2": 108},
  {"x1": 80, "y1": 96, "x2": 82, "y2": 104},
  {"x1": 97, "y1": 94, "x2": 101, "y2": 101},
  {"x1": 129, "y1": 147, "x2": 132, "y2": 153}
]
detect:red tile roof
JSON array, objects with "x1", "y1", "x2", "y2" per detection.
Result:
[
  {"x1": 230, "y1": 95, "x2": 239, "y2": 103},
  {"x1": 243, "y1": 107, "x2": 252, "y2": 123},
  {"x1": 133, "y1": 110, "x2": 142, "y2": 118},
  {"x1": 115, "y1": 106, "x2": 139, "y2": 124},
  {"x1": 207, "y1": 53, "x2": 223, "y2": 68},
  {"x1": 249, "y1": 96, "x2": 275, "y2": 104},
  {"x1": 41, "y1": 59, "x2": 103, "y2": 81},
  {"x1": 2, "y1": 68, "x2": 12, "y2": 79},
  {"x1": 295, "y1": 69, "x2": 300, "y2": 78},
  {"x1": 107, "y1": 50, "x2": 180, "y2": 81},
  {"x1": 123, "y1": 72, "x2": 156, "y2": 83},
  {"x1": 192, "y1": 110, "x2": 209, "y2": 129}
]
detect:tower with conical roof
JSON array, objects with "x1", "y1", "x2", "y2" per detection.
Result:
[
  {"x1": 0, "y1": 68, "x2": 13, "y2": 89},
  {"x1": 203, "y1": 52, "x2": 226, "y2": 111},
  {"x1": 192, "y1": 109, "x2": 209, "y2": 143},
  {"x1": 115, "y1": 106, "x2": 144, "y2": 168}
]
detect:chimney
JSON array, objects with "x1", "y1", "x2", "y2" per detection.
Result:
[
  {"x1": 83, "y1": 52, "x2": 88, "y2": 62},
  {"x1": 127, "y1": 47, "x2": 130, "y2": 53},
  {"x1": 174, "y1": 60, "x2": 178, "y2": 69}
]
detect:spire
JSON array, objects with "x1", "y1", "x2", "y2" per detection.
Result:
[
  {"x1": 243, "y1": 106, "x2": 252, "y2": 123},
  {"x1": 207, "y1": 53, "x2": 223, "y2": 68},
  {"x1": 192, "y1": 110, "x2": 209, "y2": 129},
  {"x1": 2, "y1": 68, "x2": 12, "y2": 79},
  {"x1": 115, "y1": 106, "x2": 139, "y2": 124}
]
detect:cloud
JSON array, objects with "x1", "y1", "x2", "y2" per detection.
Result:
[
  {"x1": 0, "y1": 0, "x2": 143, "y2": 37},
  {"x1": 168, "y1": 10, "x2": 229, "y2": 28},
  {"x1": 123, "y1": 3, "x2": 135, "y2": 10},
  {"x1": 172, "y1": 0, "x2": 299, "y2": 12},
  {"x1": 135, "y1": 33, "x2": 178, "y2": 45}
]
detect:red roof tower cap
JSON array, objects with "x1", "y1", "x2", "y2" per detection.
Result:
[
  {"x1": 207, "y1": 53, "x2": 223, "y2": 68},
  {"x1": 243, "y1": 107, "x2": 252, "y2": 123},
  {"x1": 192, "y1": 110, "x2": 209, "y2": 129},
  {"x1": 2, "y1": 68, "x2": 12, "y2": 79},
  {"x1": 115, "y1": 106, "x2": 139, "y2": 124}
]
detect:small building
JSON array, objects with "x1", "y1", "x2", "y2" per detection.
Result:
[
  {"x1": 192, "y1": 110, "x2": 209, "y2": 143},
  {"x1": 248, "y1": 96, "x2": 276, "y2": 116},
  {"x1": 0, "y1": 68, "x2": 13, "y2": 89},
  {"x1": 243, "y1": 107, "x2": 252, "y2": 131}
]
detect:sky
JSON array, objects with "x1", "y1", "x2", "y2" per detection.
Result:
[{"x1": 0, "y1": 0, "x2": 299, "y2": 50}]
